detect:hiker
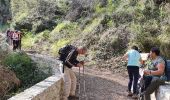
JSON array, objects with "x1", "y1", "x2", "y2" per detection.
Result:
[
  {"x1": 18, "y1": 31, "x2": 22, "y2": 50},
  {"x1": 12, "y1": 30, "x2": 19, "y2": 51},
  {"x1": 143, "y1": 47, "x2": 165, "y2": 100},
  {"x1": 9, "y1": 31, "x2": 14, "y2": 45},
  {"x1": 123, "y1": 45, "x2": 142, "y2": 99},
  {"x1": 6, "y1": 29, "x2": 11, "y2": 45},
  {"x1": 59, "y1": 45, "x2": 87, "y2": 100}
]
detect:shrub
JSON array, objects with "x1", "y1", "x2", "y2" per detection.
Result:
[
  {"x1": 158, "y1": 34, "x2": 170, "y2": 58},
  {"x1": 22, "y1": 32, "x2": 35, "y2": 49},
  {"x1": 131, "y1": 32, "x2": 161, "y2": 52},
  {"x1": 112, "y1": 11, "x2": 133, "y2": 26},
  {"x1": 3, "y1": 52, "x2": 51, "y2": 88},
  {"x1": 42, "y1": 30, "x2": 50, "y2": 40},
  {"x1": 50, "y1": 38, "x2": 70, "y2": 55}
]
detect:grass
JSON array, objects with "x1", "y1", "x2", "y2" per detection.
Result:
[
  {"x1": 94, "y1": 0, "x2": 120, "y2": 15},
  {"x1": 22, "y1": 32, "x2": 35, "y2": 49},
  {"x1": 83, "y1": 17, "x2": 102, "y2": 34},
  {"x1": 50, "y1": 38, "x2": 70, "y2": 55}
]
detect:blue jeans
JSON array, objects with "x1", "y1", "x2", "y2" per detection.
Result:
[{"x1": 127, "y1": 66, "x2": 139, "y2": 94}]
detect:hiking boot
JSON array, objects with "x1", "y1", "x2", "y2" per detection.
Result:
[
  {"x1": 132, "y1": 94, "x2": 138, "y2": 99},
  {"x1": 127, "y1": 91, "x2": 133, "y2": 96},
  {"x1": 68, "y1": 96, "x2": 79, "y2": 100}
]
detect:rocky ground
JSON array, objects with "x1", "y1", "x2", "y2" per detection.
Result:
[
  {"x1": 72, "y1": 65, "x2": 156, "y2": 100},
  {"x1": 73, "y1": 66, "x2": 132, "y2": 100}
]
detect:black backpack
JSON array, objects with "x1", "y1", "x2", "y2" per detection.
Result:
[
  {"x1": 58, "y1": 45, "x2": 76, "y2": 62},
  {"x1": 164, "y1": 59, "x2": 170, "y2": 81}
]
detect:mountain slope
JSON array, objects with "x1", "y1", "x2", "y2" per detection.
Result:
[{"x1": 2, "y1": 0, "x2": 170, "y2": 67}]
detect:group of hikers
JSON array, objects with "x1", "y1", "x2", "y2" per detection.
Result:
[
  {"x1": 58, "y1": 45, "x2": 168, "y2": 100},
  {"x1": 123, "y1": 46, "x2": 167, "y2": 100},
  {"x1": 6, "y1": 29, "x2": 22, "y2": 51}
]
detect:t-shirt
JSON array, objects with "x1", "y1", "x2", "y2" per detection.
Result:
[
  {"x1": 148, "y1": 56, "x2": 165, "y2": 71},
  {"x1": 127, "y1": 49, "x2": 141, "y2": 67}
]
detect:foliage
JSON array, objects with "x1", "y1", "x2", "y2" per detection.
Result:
[
  {"x1": 10, "y1": 0, "x2": 68, "y2": 32},
  {"x1": 2, "y1": 52, "x2": 51, "y2": 88},
  {"x1": 83, "y1": 17, "x2": 102, "y2": 34},
  {"x1": 22, "y1": 32, "x2": 35, "y2": 49},
  {"x1": 158, "y1": 34, "x2": 170, "y2": 58},
  {"x1": 51, "y1": 38, "x2": 70, "y2": 55},
  {"x1": 7, "y1": 0, "x2": 170, "y2": 59}
]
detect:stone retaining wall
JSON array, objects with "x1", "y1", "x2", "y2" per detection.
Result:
[
  {"x1": 9, "y1": 75, "x2": 63, "y2": 100},
  {"x1": 157, "y1": 83, "x2": 170, "y2": 100}
]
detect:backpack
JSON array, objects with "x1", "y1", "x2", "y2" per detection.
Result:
[
  {"x1": 58, "y1": 45, "x2": 76, "y2": 62},
  {"x1": 164, "y1": 59, "x2": 170, "y2": 81},
  {"x1": 161, "y1": 56, "x2": 170, "y2": 81}
]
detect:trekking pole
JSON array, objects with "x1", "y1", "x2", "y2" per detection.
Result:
[{"x1": 82, "y1": 63, "x2": 87, "y2": 100}]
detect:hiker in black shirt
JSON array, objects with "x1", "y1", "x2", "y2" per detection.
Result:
[{"x1": 62, "y1": 46, "x2": 87, "y2": 100}]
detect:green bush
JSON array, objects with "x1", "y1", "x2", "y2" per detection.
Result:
[
  {"x1": 112, "y1": 11, "x2": 133, "y2": 26},
  {"x1": 22, "y1": 32, "x2": 35, "y2": 49},
  {"x1": 158, "y1": 34, "x2": 170, "y2": 59},
  {"x1": 3, "y1": 52, "x2": 51, "y2": 88},
  {"x1": 42, "y1": 30, "x2": 50, "y2": 40}
]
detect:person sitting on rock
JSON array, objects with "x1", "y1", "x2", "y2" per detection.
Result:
[{"x1": 143, "y1": 47, "x2": 166, "y2": 100}]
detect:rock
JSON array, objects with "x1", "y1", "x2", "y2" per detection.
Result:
[{"x1": 0, "y1": 67, "x2": 20, "y2": 97}]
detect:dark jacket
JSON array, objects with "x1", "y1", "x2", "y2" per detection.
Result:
[{"x1": 64, "y1": 49, "x2": 79, "y2": 68}]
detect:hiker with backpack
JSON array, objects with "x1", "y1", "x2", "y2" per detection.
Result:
[
  {"x1": 123, "y1": 45, "x2": 142, "y2": 99},
  {"x1": 12, "y1": 30, "x2": 20, "y2": 51},
  {"x1": 58, "y1": 45, "x2": 87, "y2": 100},
  {"x1": 143, "y1": 47, "x2": 166, "y2": 100}
]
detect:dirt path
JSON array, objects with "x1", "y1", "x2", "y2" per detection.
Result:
[
  {"x1": 26, "y1": 53, "x2": 156, "y2": 100},
  {"x1": 73, "y1": 67, "x2": 133, "y2": 100}
]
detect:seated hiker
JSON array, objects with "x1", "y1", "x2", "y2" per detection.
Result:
[
  {"x1": 123, "y1": 45, "x2": 142, "y2": 99},
  {"x1": 143, "y1": 47, "x2": 166, "y2": 100},
  {"x1": 59, "y1": 45, "x2": 87, "y2": 100}
]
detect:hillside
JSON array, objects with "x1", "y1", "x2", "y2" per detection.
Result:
[{"x1": 1, "y1": 0, "x2": 170, "y2": 68}]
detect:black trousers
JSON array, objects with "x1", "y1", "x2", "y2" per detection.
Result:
[
  {"x1": 127, "y1": 66, "x2": 139, "y2": 94},
  {"x1": 18, "y1": 39, "x2": 21, "y2": 50},
  {"x1": 13, "y1": 40, "x2": 19, "y2": 51}
]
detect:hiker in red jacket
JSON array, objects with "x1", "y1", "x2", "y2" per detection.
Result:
[{"x1": 12, "y1": 31, "x2": 19, "y2": 51}]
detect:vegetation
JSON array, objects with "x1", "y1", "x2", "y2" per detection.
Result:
[
  {"x1": 1, "y1": 0, "x2": 170, "y2": 63},
  {"x1": 2, "y1": 52, "x2": 52, "y2": 89}
]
